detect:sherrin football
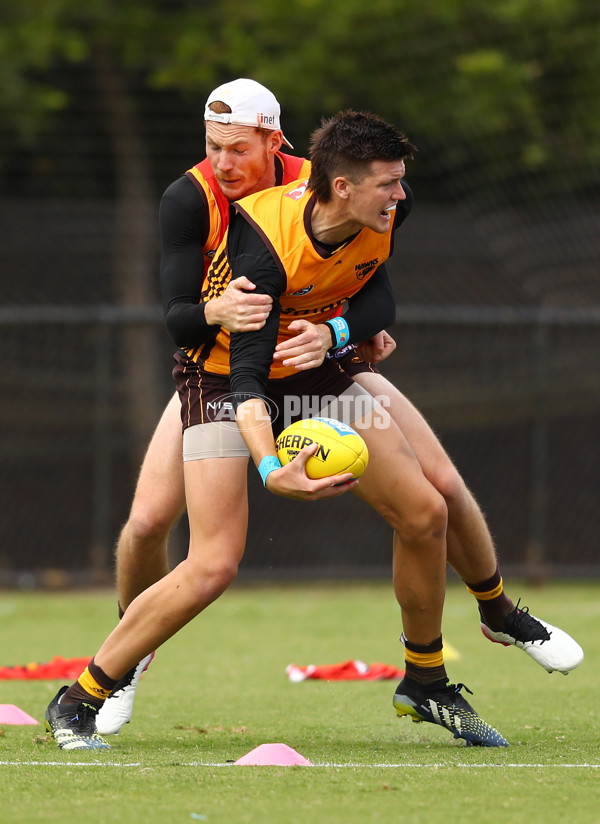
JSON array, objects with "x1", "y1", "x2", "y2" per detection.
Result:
[{"x1": 276, "y1": 417, "x2": 369, "y2": 480}]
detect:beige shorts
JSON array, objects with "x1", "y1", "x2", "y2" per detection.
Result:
[{"x1": 182, "y1": 382, "x2": 377, "y2": 461}]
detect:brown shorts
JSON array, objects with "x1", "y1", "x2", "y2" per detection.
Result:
[
  {"x1": 172, "y1": 350, "x2": 378, "y2": 460},
  {"x1": 328, "y1": 345, "x2": 381, "y2": 377}
]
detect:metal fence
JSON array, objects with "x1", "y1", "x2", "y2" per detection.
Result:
[{"x1": 1, "y1": 304, "x2": 598, "y2": 587}]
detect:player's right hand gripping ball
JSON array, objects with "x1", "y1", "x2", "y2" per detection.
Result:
[{"x1": 276, "y1": 417, "x2": 369, "y2": 479}]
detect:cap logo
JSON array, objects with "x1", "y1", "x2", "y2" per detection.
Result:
[{"x1": 257, "y1": 112, "x2": 277, "y2": 127}]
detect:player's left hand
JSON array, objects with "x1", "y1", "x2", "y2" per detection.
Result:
[
  {"x1": 265, "y1": 443, "x2": 358, "y2": 501},
  {"x1": 356, "y1": 330, "x2": 396, "y2": 363},
  {"x1": 272, "y1": 320, "x2": 333, "y2": 370}
]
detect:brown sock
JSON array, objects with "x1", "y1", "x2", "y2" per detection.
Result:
[
  {"x1": 62, "y1": 657, "x2": 118, "y2": 709},
  {"x1": 402, "y1": 634, "x2": 447, "y2": 687},
  {"x1": 465, "y1": 567, "x2": 514, "y2": 631}
]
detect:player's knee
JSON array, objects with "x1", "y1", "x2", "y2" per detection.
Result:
[
  {"x1": 392, "y1": 491, "x2": 448, "y2": 546},
  {"x1": 431, "y1": 463, "x2": 464, "y2": 505},
  {"x1": 208, "y1": 557, "x2": 239, "y2": 589},
  {"x1": 188, "y1": 555, "x2": 240, "y2": 600},
  {"x1": 169, "y1": 553, "x2": 241, "y2": 619},
  {"x1": 122, "y1": 509, "x2": 173, "y2": 551}
]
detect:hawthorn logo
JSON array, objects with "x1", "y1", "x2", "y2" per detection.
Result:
[
  {"x1": 355, "y1": 258, "x2": 379, "y2": 280},
  {"x1": 288, "y1": 285, "x2": 314, "y2": 296},
  {"x1": 285, "y1": 181, "x2": 309, "y2": 201}
]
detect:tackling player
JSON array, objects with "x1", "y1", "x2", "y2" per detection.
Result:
[
  {"x1": 46, "y1": 109, "x2": 582, "y2": 751},
  {"x1": 95, "y1": 78, "x2": 400, "y2": 736}
]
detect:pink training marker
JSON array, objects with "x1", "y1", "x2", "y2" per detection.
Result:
[
  {"x1": 0, "y1": 704, "x2": 39, "y2": 725},
  {"x1": 234, "y1": 743, "x2": 312, "y2": 766}
]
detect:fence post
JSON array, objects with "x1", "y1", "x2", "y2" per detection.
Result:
[
  {"x1": 525, "y1": 316, "x2": 549, "y2": 582},
  {"x1": 89, "y1": 320, "x2": 113, "y2": 582}
]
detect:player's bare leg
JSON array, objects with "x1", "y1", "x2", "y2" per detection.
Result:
[
  {"x1": 115, "y1": 393, "x2": 186, "y2": 611},
  {"x1": 98, "y1": 394, "x2": 187, "y2": 734},
  {"x1": 353, "y1": 372, "x2": 496, "y2": 581},
  {"x1": 52, "y1": 457, "x2": 249, "y2": 749},
  {"x1": 96, "y1": 395, "x2": 202, "y2": 735},
  {"x1": 345, "y1": 404, "x2": 509, "y2": 747},
  {"x1": 350, "y1": 409, "x2": 448, "y2": 646},
  {"x1": 97, "y1": 457, "x2": 249, "y2": 678},
  {"x1": 354, "y1": 372, "x2": 583, "y2": 675}
]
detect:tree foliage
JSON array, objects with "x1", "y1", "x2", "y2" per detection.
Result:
[{"x1": 1, "y1": 0, "x2": 599, "y2": 199}]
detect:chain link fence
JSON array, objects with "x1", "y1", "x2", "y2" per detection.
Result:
[
  {"x1": 1, "y1": 7, "x2": 599, "y2": 585},
  {"x1": 1, "y1": 195, "x2": 598, "y2": 586}
]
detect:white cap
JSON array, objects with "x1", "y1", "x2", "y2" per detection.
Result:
[{"x1": 204, "y1": 78, "x2": 293, "y2": 148}]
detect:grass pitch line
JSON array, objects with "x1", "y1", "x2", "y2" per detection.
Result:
[
  {"x1": 312, "y1": 762, "x2": 600, "y2": 769},
  {"x1": 2, "y1": 760, "x2": 599, "y2": 769},
  {"x1": 0, "y1": 760, "x2": 142, "y2": 767}
]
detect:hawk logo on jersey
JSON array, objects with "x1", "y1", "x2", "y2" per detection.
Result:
[
  {"x1": 285, "y1": 180, "x2": 309, "y2": 201},
  {"x1": 355, "y1": 258, "x2": 379, "y2": 280},
  {"x1": 287, "y1": 285, "x2": 315, "y2": 296}
]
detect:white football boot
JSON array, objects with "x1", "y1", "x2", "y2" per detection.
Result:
[
  {"x1": 96, "y1": 653, "x2": 154, "y2": 735},
  {"x1": 481, "y1": 601, "x2": 583, "y2": 674}
]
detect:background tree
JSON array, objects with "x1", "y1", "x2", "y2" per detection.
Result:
[
  {"x1": 2, "y1": 0, "x2": 599, "y2": 452},
  {"x1": 3, "y1": 0, "x2": 599, "y2": 199},
  {"x1": 0, "y1": 0, "x2": 598, "y2": 579}
]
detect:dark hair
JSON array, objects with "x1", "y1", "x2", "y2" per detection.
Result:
[
  {"x1": 208, "y1": 101, "x2": 232, "y2": 115},
  {"x1": 308, "y1": 110, "x2": 416, "y2": 202}
]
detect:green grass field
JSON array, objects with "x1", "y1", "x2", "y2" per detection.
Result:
[{"x1": 1, "y1": 581, "x2": 598, "y2": 823}]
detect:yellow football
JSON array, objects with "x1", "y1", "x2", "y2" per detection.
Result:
[{"x1": 276, "y1": 417, "x2": 369, "y2": 480}]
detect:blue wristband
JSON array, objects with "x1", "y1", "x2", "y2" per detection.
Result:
[
  {"x1": 326, "y1": 317, "x2": 350, "y2": 350},
  {"x1": 258, "y1": 455, "x2": 282, "y2": 486}
]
